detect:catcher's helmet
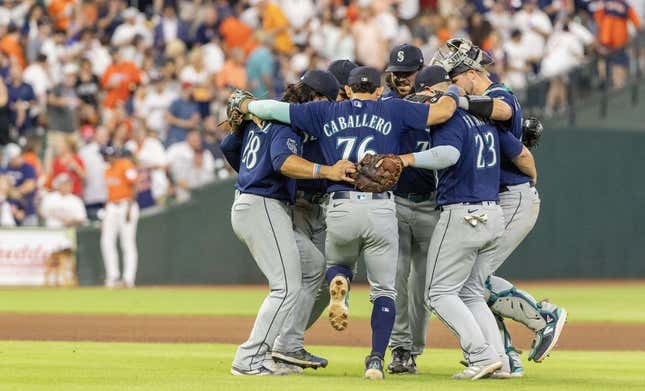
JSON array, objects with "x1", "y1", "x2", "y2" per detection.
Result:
[{"x1": 430, "y1": 38, "x2": 494, "y2": 78}]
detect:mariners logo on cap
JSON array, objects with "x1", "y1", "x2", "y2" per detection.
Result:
[{"x1": 397, "y1": 51, "x2": 405, "y2": 63}]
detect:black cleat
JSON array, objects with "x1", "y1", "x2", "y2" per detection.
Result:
[{"x1": 272, "y1": 349, "x2": 328, "y2": 369}]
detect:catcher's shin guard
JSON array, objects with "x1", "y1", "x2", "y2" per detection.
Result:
[{"x1": 485, "y1": 276, "x2": 546, "y2": 332}]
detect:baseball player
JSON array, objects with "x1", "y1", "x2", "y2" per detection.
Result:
[
  {"x1": 436, "y1": 38, "x2": 567, "y2": 375},
  {"x1": 221, "y1": 79, "x2": 355, "y2": 376},
  {"x1": 231, "y1": 65, "x2": 459, "y2": 379},
  {"x1": 398, "y1": 70, "x2": 537, "y2": 379},
  {"x1": 302, "y1": 60, "x2": 359, "y2": 330},
  {"x1": 271, "y1": 70, "x2": 346, "y2": 370},
  {"x1": 100, "y1": 146, "x2": 139, "y2": 288},
  {"x1": 381, "y1": 45, "x2": 438, "y2": 375}
]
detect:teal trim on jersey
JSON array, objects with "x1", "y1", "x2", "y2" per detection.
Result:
[
  {"x1": 484, "y1": 85, "x2": 513, "y2": 96},
  {"x1": 486, "y1": 287, "x2": 541, "y2": 312}
]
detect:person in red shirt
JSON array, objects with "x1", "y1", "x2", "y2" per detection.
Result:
[
  {"x1": 49, "y1": 136, "x2": 86, "y2": 197},
  {"x1": 595, "y1": 0, "x2": 642, "y2": 88}
]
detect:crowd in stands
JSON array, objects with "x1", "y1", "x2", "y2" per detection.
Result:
[{"x1": 0, "y1": 0, "x2": 641, "y2": 227}]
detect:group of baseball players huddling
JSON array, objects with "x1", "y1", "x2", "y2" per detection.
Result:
[{"x1": 220, "y1": 37, "x2": 568, "y2": 381}]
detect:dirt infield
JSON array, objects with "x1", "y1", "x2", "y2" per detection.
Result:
[{"x1": 1, "y1": 313, "x2": 643, "y2": 351}]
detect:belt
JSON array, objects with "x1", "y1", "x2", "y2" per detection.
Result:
[
  {"x1": 500, "y1": 182, "x2": 534, "y2": 193},
  {"x1": 297, "y1": 191, "x2": 327, "y2": 204},
  {"x1": 438, "y1": 201, "x2": 498, "y2": 211},
  {"x1": 331, "y1": 191, "x2": 392, "y2": 200},
  {"x1": 395, "y1": 192, "x2": 434, "y2": 203}
]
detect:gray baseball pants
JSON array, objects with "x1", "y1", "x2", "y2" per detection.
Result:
[
  {"x1": 389, "y1": 196, "x2": 439, "y2": 356},
  {"x1": 426, "y1": 203, "x2": 505, "y2": 367},
  {"x1": 231, "y1": 193, "x2": 302, "y2": 372},
  {"x1": 273, "y1": 196, "x2": 326, "y2": 352},
  {"x1": 325, "y1": 193, "x2": 398, "y2": 302}
]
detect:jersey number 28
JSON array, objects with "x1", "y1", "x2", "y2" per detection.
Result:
[
  {"x1": 242, "y1": 131, "x2": 261, "y2": 169},
  {"x1": 474, "y1": 131, "x2": 497, "y2": 169}
]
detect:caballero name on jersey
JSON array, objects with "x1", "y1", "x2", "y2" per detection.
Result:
[{"x1": 323, "y1": 114, "x2": 393, "y2": 137}]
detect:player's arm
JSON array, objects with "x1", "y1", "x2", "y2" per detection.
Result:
[
  {"x1": 512, "y1": 146, "x2": 537, "y2": 185},
  {"x1": 399, "y1": 145, "x2": 460, "y2": 170},
  {"x1": 426, "y1": 85, "x2": 459, "y2": 126},
  {"x1": 458, "y1": 95, "x2": 513, "y2": 121},
  {"x1": 220, "y1": 131, "x2": 244, "y2": 172},
  {"x1": 241, "y1": 100, "x2": 292, "y2": 124},
  {"x1": 280, "y1": 156, "x2": 355, "y2": 182},
  {"x1": 499, "y1": 130, "x2": 537, "y2": 184}
]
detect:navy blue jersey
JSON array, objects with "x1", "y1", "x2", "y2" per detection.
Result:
[
  {"x1": 484, "y1": 82, "x2": 531, "y2": 186},
  {"x1": 432, "y1": 109, "x2": 501, "y2": 206},
  {"x1": 297, "y1": 133, "x2": 327, "y2": 194},
  {"x1": 381, "y1": 90, "x2": 436, "y2": 195},
  {"x1": 233, "y1": 121, "x2": 301, "y2": 202},
  {"x1": 290, "y1": 98, "x2": 429, "y2": 192}
]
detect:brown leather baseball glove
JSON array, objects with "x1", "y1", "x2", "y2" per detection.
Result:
[{"x1": 350, "y1": 153, "x2": 404, "y2": 193}]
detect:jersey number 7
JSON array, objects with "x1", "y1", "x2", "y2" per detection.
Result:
[{"x1": 337, "y1": 136, "x2": 376, "y2": 161}]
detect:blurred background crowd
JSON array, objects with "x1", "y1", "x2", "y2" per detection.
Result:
[{"x1": 0, "y1": 0, "x2": 641, "y2": 228}]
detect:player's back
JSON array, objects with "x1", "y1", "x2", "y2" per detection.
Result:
[
  {"x1": 485, "y1": 82, "x2": 530, "y2": 187},
  {"x1": 433, "y1": 109, "x2": 500, "y2": 206},
  {"x1": 235, "y1": 121, "x2": 299, "y2": 202},
  {"x1": 289, "y1": 97, "x2": 428, "y2": 192}
]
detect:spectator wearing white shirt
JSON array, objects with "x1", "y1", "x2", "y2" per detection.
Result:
[
  {"x1": 166, "y1": 129, "x2": 215, "y2": 202},
  {"x1": 111, "y1": 8, "x2": 153, "y2": 48},
  {"x1": 503, "y1": 29, "x2": 533, "y2": 91},
  {"x1": 513, "y1": 0, "x2": 553, "y2": 71},
  {"x1": 0, "y1": 175, "x2": 17, "y2": 227},
  {"x1": 125, "y1": 124, "x2": 170, "y2": 207},
  {"x1": 22, "y1": 53, "x2": 52, "y2": 109},
  {"x1": 135, "y1": 75, "x2": 177, "y2": 141},
  {"x1": 79, "y1": 127, "x2": 109, "y2": 220},
  {"x1": 541, "y1": 20, "x2": 587, "y2": 115},
  {"x1": 40, "y1": 173, "x2": 87, "y2": 228}
]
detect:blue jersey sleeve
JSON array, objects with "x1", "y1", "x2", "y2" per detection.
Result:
[
  {"x1": 395, "y1": 99, "x2": 429, "y2": 132},
  {"x1": 485, "y1": 85, "x2": 519, "y2": 132},
  {"x1": 220, "y1": 132, "x2": 244, "y2": 172},
  {"x1": 431, "y1": 116, "x2": 464, "y2": 151},
  {"x1": 289, "y1": 101, "x2": 330, "y2": 139},
  {"x1": 270, "y1": 125, "x2": 301, "y2": 172},
  {"x1": 498, "y1": 130, "x2": 523, "y2": 161}
]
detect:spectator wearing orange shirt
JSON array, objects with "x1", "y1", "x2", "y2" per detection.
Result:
[
  {"x1": 101, "y1": 49, "x2": 142, "y2": 116},
  {"x1": 595, "y1": 0, "x2": 642, "y2": 88},
  {"x1": 0, "y1": 24, "x2": 25, "y2": 69},
  {"x1": 254, "y1": 0, "x2": 294, "y2": 55},
  {"x1": 100, "y1": 146, "x2": 139, "y2": 288},
  {"x1": 219, "y1": 14, "x2": 257, "y2": 55},
  {"x1": 215, "y1": 48, "x2": 247, "y2": 90},
  {"x1": 48, "y1": 0, "x2": 76, "y2": 31}
]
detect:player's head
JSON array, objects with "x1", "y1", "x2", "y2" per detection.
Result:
[
  {"x1": 385, "y1": 43, "x2": 424, "y2": 97},
  {"x1": 345, "y1": 66, "x2": 384, "y2": 100},
  {"x1": 414, "y1": 65, "x2": 451, "y2": 100},
  {"x1": 283, "y1": 69, "x2": 340, "y2": 103},
  {"x1": 328, "y1": 60, "x2": 358, "y2": 101},
  {"x1": 431, "y1": 38, "x2": 493, "y2": 94}
]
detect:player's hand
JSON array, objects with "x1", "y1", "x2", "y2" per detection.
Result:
[{"x1": 323, "y1": 160, "x2": 356, "y2": 183}]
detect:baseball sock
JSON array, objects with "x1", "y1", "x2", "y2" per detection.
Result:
[
  {"x1": 370, "y1": 296, "x2": 396, "y2": 358},
  {"x1": 325, "y1": 265, "x2": 353, "y2": 284}
]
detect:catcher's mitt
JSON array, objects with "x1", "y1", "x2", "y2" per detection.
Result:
[
  {"x1": 522, "y1": 116, "x2": 543, "y2": 149},
  {"x1": 350, "y1": 153, "x2": 404, "y2": 193},
  {"x1": 218, "y1": 89, "x2": 255, "y2": 132},
  {"x1": 404, "y1": 91, "x2": 443, "y2": 104}
]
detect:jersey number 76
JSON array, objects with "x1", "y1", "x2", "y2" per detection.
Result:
[{"x1": 337, "y1": 136, "x2": 376, "y2": 161}]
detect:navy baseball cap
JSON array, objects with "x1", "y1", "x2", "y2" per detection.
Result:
[
  {"x1": 301, "y1": 69, "x2": 341, "y2": 101},
  {"x1": 347, "y1": 66, "x2": 381, "y2": 86},
  {"x1": 385, "y1": 44, "x2": 424, "y2": 73},
  {"x1": 328, "y1": 59, "x2": 358, "y2": 86},
  {"x1": 414, "y1": 65, "x2": 451, "y2": 92}
]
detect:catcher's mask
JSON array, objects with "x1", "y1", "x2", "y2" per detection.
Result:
[{"x1": 430, "y1": 38, "x2": 494, "y2": 78}]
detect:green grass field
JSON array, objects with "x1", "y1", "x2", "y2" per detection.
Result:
[
  {"x1": 1, "y1": 283, "x2": 644, "y2": 322},
  {"x1": 1, "y1": 342, "x2": 644, "y2": 391},
  {"x1": 1, "y1": 283, "x2": 644, "y2": 390}
]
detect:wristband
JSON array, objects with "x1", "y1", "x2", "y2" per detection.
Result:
[
  {"x1": 312, "y1": 164, "x2": 321, "y2": 179},
  {"x1": 445, "y1": 85, "x2": 460, "y2": 106},
  {"x1": 458, "y1": 96, "x2": 470, "y2": 110}
]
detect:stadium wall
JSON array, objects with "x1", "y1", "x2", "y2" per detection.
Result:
[{"x1": 76, "y1": 127, "x2": 645, "y2": 285}]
